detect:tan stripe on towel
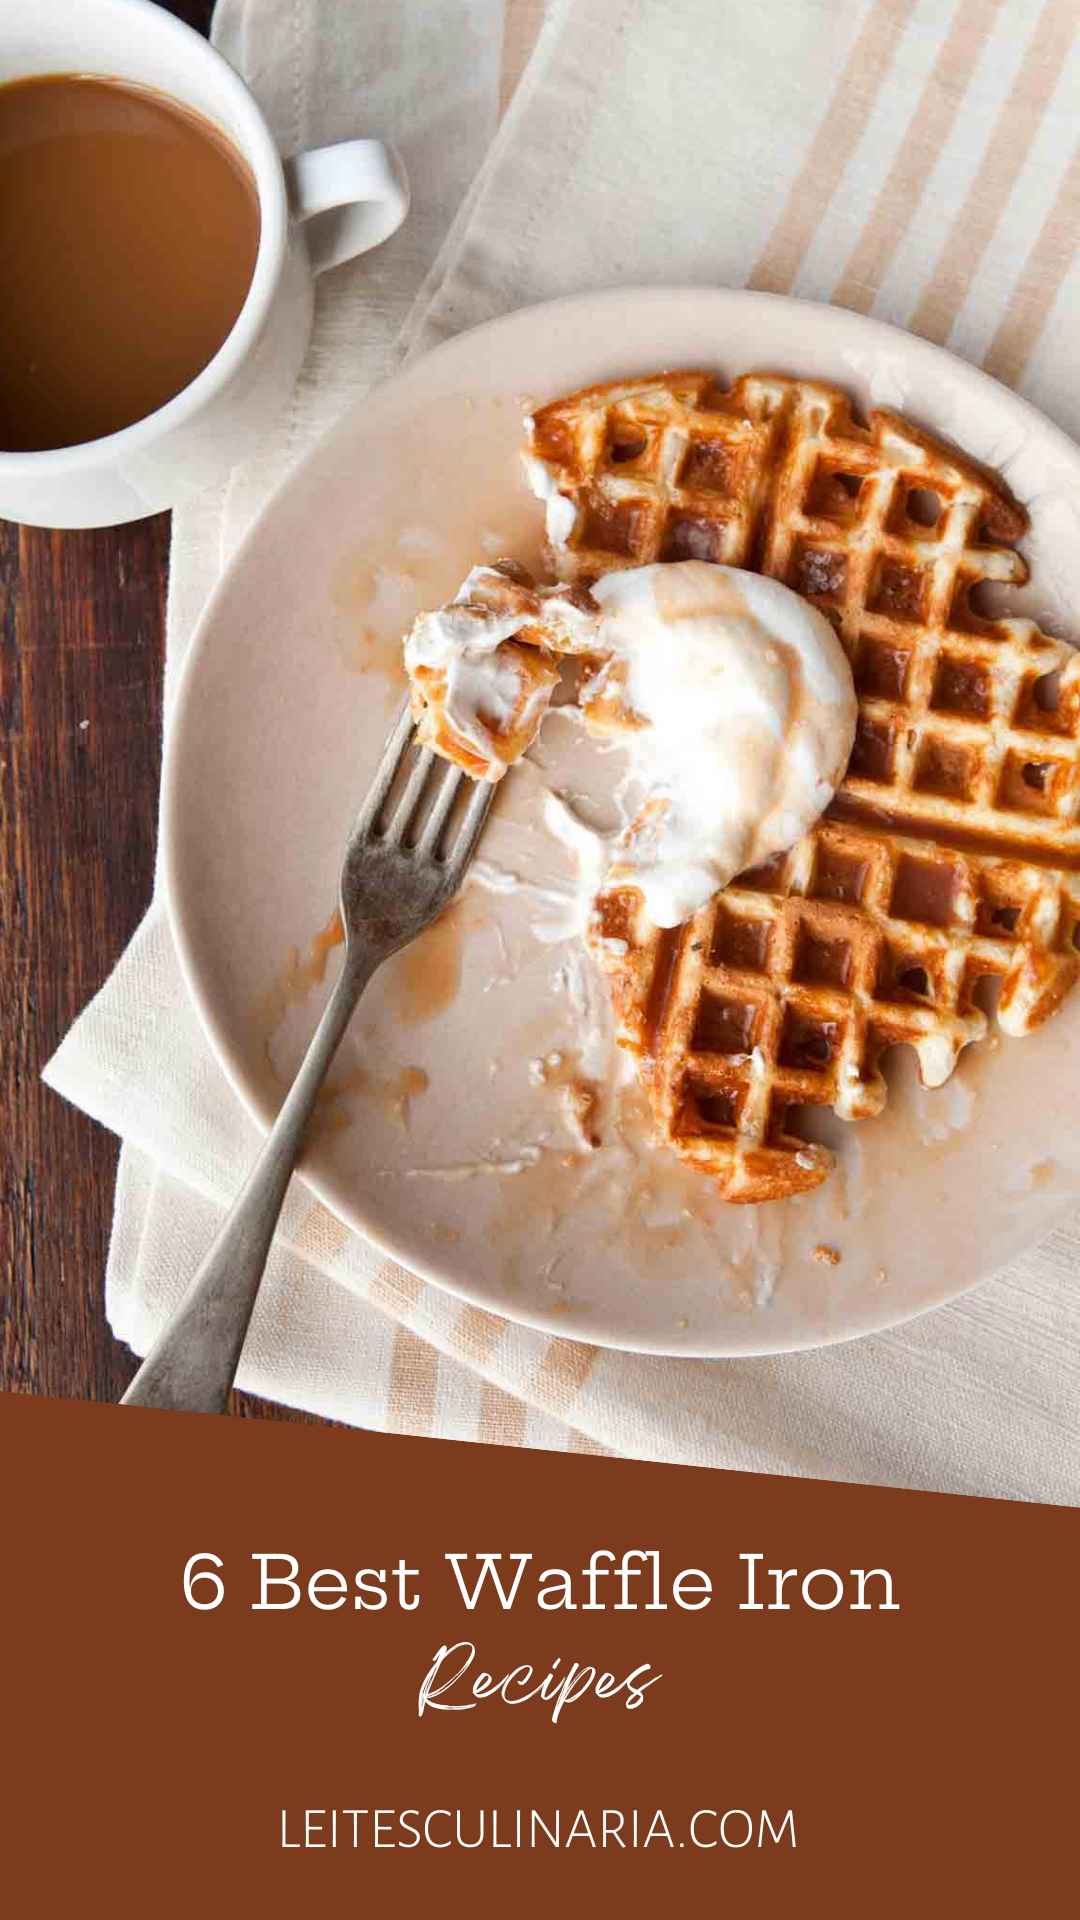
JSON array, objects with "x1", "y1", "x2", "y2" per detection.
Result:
[
  {"x1": 831, "y1": 0, "x2": 1002, "y2": 313},
  {"x1": 365, "y1": 1264, "x2": 438, "y2": 1435},
  {"x1": 749, "y1": 0, "x2": 911, "y2": 294},
  {"x1": 385, "y1": 1324, "x2": 439, "y2": 1435},
  {"x1": 500, "y1": 0, "x2": 546, "y2": 116},
  {"x1": 567, "y1": 1429, "x2": 613, "y2": 1456},
  {"x1": 453, "y1": 1304, "x2": 510, "y2": 1370},
  {"x1": 479, "y1": 1381, "x2": 528, "y2": 1448},
  {"x1": 983, "y1": 137, "x2": 1080, "y2": 385},
  {"x1": 367, "y1": 1261, "x2": 423, "y2": 1317},
  {"x1": 294, "y1": 1200, "x2": 351, "y2": 1265},
  {"x1": 910, "y1": 0, "x2": 1080, "y2": 343},
  {"x1": 453, "y1": 1306, "x2": 530, "y2": 1445},
  {"x1": 532, "y1": 1337, "x2": 599, "y2": 1415}
]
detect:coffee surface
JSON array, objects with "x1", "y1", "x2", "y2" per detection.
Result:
[{"x1": 0, "y1": 75, "x2": 260, "y2": 452}]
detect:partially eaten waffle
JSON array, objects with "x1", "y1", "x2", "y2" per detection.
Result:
[{"x1": 526, "y1": 371, "x2": 1080, "y2": 1202}]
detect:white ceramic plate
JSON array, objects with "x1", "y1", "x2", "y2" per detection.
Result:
[{"x1": 163, "y1": 288, "x2": 1080, "y2": 1357}]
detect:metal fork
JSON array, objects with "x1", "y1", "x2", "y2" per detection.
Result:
[{"x1": 121, "y1": 702, "x2": 493, "y2": 1415}]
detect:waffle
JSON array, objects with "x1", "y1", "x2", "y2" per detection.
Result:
[
  {"x1": 405, "y1": 562, "x2": 595, "y2": 782},
  {"x1": 528, "y1": 371, "x2": 1080, "y2": 1199},
  {"x1": 591, "y1": 818, "x2": 1080, "y2": 1202}
]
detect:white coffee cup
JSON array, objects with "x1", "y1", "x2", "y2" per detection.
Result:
[{"x1": 0, "y1": 0, "x2": 409, "y2": 528}]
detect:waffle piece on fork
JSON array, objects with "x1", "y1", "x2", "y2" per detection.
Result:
[{"x1": 404, "y1": 560, "x2": 598, "y2": 782}]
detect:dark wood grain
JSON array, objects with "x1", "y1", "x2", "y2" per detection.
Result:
[{"x1": 0, "y1": 0, "x2": 321, "y2": 1423}]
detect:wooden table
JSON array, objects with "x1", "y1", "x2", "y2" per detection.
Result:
[{"x1": 0, "y1": 0, "x2": 310, "y2": 1420}]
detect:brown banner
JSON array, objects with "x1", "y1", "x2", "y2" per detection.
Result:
[{"x1": 2, "y1": 1393, "x2": 1075, "y2": 1910}]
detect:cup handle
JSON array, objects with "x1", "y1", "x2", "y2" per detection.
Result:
[{"x1": 284, "y1": 139, "x2": 409, "y2": 275}]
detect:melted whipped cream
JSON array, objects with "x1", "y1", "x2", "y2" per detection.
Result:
[{"x1": 586, "y1": 563, "x2": 856, "y2": 926}]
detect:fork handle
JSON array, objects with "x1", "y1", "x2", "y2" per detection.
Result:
[{"x1": 121, "y1": 944, "x2": 378, "y2": 1415}]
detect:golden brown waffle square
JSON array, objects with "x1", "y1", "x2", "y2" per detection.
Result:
[{"x1": 528, "y1": 372, "x2": 1080, "y2": 1199}]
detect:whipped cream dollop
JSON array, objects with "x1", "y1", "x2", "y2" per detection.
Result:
[{"x1": 586, "y1": 562, "x2": 857, "y2": 926}]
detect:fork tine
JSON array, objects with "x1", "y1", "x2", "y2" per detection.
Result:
[
  {"x1": 385, "y1": 743, "x2": 436, "y2": 842},
  {"x1": 353, "y1": 698, "x2": 415, "y2": 832},
  {"x1": 414, "y1": 762, "x2": 468, "y2": 858},
  {"x1": 445, "y1": 774, "x2": 496, "y2": 876}
]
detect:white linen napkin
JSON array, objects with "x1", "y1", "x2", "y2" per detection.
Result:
[{"x1": 46, "y1": 0, "x2": 1080, "y2": 1500}]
